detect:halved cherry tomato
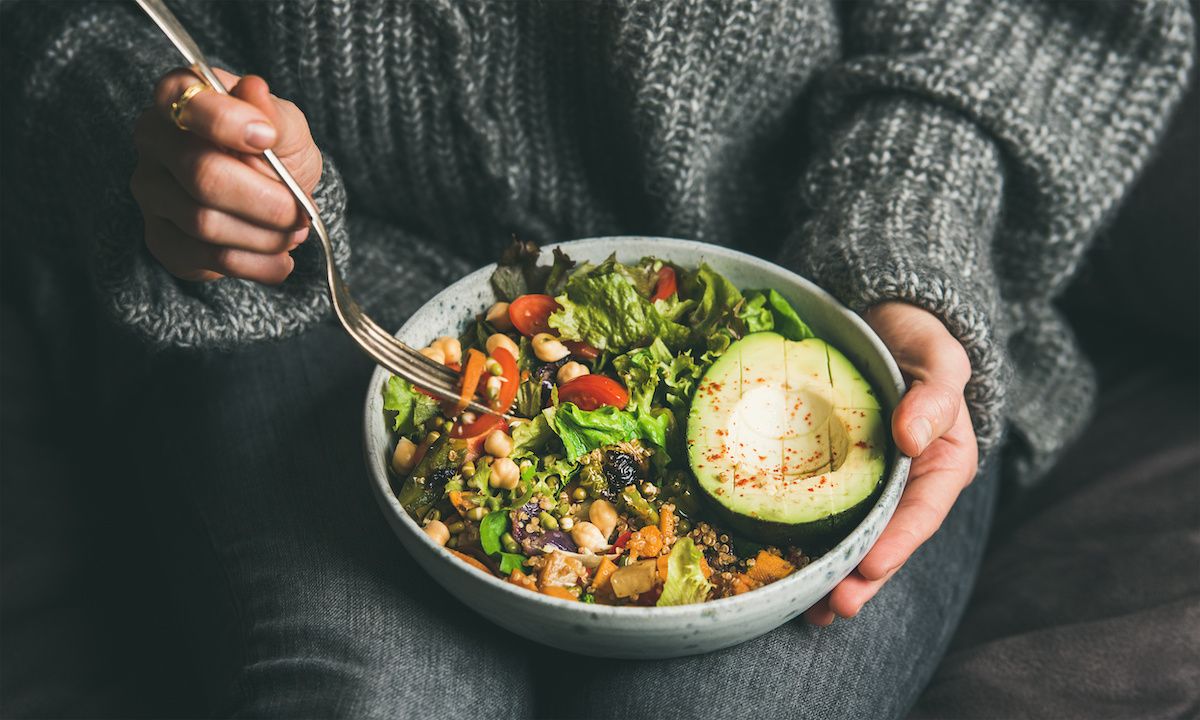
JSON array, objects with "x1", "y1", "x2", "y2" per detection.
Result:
[
  {"x1": 487, "y1": 347, "x2": 519, "y2": 415},
  {"x1": 508, "y1": 294, "x2": 560, "y2": 337},
  {"x1": 651, "y1": 266, "x2": 677, "y2": 302},
  {"x1": 558, "y1": 374, "x2": 629, "y2": 411},
  {"x1": 453, "y1": 415, "x2": 508, "y2": 458},
  {"x1": 457, "y1": 348, "x2": 487, "y2": 413},
  {"x1": 563, "y1": 340, "x2": 600, "y2": 361}
]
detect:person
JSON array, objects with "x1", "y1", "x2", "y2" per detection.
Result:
[{"x1": 1, "y1": 1, "x2": 1192, "y2": 717}]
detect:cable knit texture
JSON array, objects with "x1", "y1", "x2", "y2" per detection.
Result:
[{"x1": 1, "y1": 0, "x2": 1192, "y2": 483}]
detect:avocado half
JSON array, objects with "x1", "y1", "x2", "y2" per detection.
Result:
[{"x1": 686, "y1": 332, "x2": 887, "y2": 547}]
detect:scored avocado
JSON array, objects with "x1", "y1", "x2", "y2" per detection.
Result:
[{"x1": 686, "y1": 332, "x2": 887, "y2": 546}]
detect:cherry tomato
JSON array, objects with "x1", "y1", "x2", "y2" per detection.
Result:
[
  {"x1": 508, "y1": 294, "x2": 560, "y2": 337},
  {"x1": 651, "y1": 266, "x2": 677, "y2": 302},
  {"x1": 558, "y1": 374, "x2": 630, "y2": 411},
  {"x1": 563, "y1": 340, "x2": 600, "y2": 361},
  {"x1": 452, "y1": 414, "x2": 507, "y2": 458}
]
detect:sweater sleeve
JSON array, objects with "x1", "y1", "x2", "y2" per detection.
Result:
[
  {"x1": 0, "y1": 1, "x2": 351, "y2": 350},
  {"x1": 780, "y1": 0, "x2": 1194, "y2": 456}
]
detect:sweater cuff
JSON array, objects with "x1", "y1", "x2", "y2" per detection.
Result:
[
  {"x1": 96, "y1": 153, "x2": 352, "y2": 350},
  {"x1": 780, "y1": 96, "x2": 1008, "y2": 453}
]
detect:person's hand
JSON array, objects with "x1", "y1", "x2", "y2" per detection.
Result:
[
  {"x1": 804, "y1": 301, "x2": 979, "y2": 625},
  {"x1": 131, "y1": 68, "x2": 322, "y2": 284}
]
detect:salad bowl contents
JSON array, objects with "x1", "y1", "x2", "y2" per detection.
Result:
[{"x1": 363, "y1": 237, "x2": 909, "y2": 657}]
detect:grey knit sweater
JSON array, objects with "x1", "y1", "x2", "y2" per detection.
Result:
[{"x1": 2, "y1": 1, "x2": 1193, "y2": 482}]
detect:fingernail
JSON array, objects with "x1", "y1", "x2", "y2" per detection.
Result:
[
  {"x1": 288, "y1": 227, "x2": 309, "y2": 250},
  {"x1": 908, "y1": 418, "x2": 933, "y2": 452},
  {"x1": 245, "y1": 122, "x2": 276, "y2": 149}
]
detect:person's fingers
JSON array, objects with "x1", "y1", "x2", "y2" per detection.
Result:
[
  {"x1": 865, "y1": 302, "x2": 972, "y2": 457},
  {"x1": 157, "y1": 134, "x2": 306, "y2": 230},
  {"x1": 153, "y1": 68, "x2": 278, "y2": 153},
  {"x1": 144, "y1": 216, "x2": 294, "y2": 285},
  {"x1": 825, "y1": 565, "x2": 906, "y2": 619},
  {"x1": 229, "y1": 75, "x2": 324, "y2": 191},
  {"x1": 892, "y1": 378, "x2": 963, "y2": 457},
  {"x1": 803, "y1": 596, "x2": 836, "y2": 626},
  {"x1": 857, "y1": 399, "x2": 976, "y2": 582},
  {"x1": 131, "y1": 163, "x2": 308, "y2": 253}
]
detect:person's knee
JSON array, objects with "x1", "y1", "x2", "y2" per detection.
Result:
[{"x1": 222, "y1": 596, "x2": 530, "y2": 719}]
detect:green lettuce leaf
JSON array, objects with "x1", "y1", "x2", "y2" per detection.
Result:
[
  {"x1": 550, "y1": 403, "x2": 640, "y2": 461},
  {"x1": 657, "y1": 537, "x2": 713, "y2": 606},
  {"x1": 481, "y1": 512, "x2": 531, "y2": 573},
  {"x1": 737, "y1": 291, "x2": 776, "y2": 334},
  {"x1": 490, "y1": 238, "x2": 548, "y2": 301},
  {"x1": 511, "y1": 411, "x2": 557, "y2": 454},
  {"x1": 763, "y1": 289, "x2": 815, "y2": 341},
  {"x1": 611, "y1": 338, "x2": 674, "y2": 414},
  {"x1": 635, "y1": 408, "x2": 672, "y2": 460},
  {"x1": 681, "y1": 263, "x2": 743, "y2": 344},
  {"x1": 543, "y1": 248, "x2": 578, "y2": 297},
  {"x1": 383, "y1": 376, "x2": 441, "y2": 436},
  {"x1": 479, "y1": 510, "x2": 509, "y2": 556},
  {"x1": 548, "y1": 269, "x2": 689, "y2": 353},
  {"x1": 498, "y1": 552, "x2": 528, "y2": 574}
]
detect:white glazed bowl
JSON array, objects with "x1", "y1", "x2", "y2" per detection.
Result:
[{"x1": 363, "y1": 237, "x2": 910, "y2": 659}]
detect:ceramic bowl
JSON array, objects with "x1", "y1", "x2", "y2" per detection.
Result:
[{"x1": 362, "y1": 237, "x2": 909, "y2": 659}]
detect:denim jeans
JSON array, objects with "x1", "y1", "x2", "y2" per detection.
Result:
[{"x1": 130, "y1": 319, "x2": 998, "y2": 719}]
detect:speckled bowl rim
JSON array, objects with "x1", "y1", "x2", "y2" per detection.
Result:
[{"x1": 363, "y1": 237, "x2": 911, "y2": 618}]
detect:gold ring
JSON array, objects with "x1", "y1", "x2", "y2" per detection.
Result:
[{"x1": 170, "y1": 82, "x2": 209, "y2": 131}]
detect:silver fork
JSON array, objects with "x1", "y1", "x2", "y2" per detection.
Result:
[{"x1": 135, "y1": 0, "x2": 503, "y2": 419}]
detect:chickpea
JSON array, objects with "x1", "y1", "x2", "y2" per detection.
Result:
[
  {"x1": 431, "y1": 336, "x2": 462, "y2": 365},
  {"x1": 489, "y1": 457, "x2": 520, "y2": 490},
  {"x1": 485, "y1": 302, "x2": 514, "y2": 331},
  {"x1": 484, "y1": 375, "x2": 505, "y2": 401},
  {"x1": 391, "y1": 437, "x2": 418, "y2": 475},
  {"x1": 423, "y1": 520, "x2": 450, "y2": 547},
  {"x1": 531, "y1": 333, "x2": 570, "y2": 362},
  {"x1": 418, "y1": 345, "x2": 446, "y2": 365},
  {"x1": 483, "y1": 430, "x2": 513, "y2": 458},
  {"x1": 486, "y1": 333, "x2": 520, "y2": 359},
  {"x1": 556, "y1": 361, "x2": 590, "y2": 384},
  {"x1": 570, "y1": 521, "x2": 609, "y2": 552},
  {"x1": 588, "y1": 499, "x2": 619, "y2": 540}
]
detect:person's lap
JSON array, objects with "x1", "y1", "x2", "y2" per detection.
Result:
[{"x1": 130, "y1": 304, "x2": 998, "y2": 719}]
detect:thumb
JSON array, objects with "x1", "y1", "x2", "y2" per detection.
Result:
[
  {"x1": 888, "y1": 316, "x2": 972, "y2": 457},
  {"x1": 893, "y1": 378, "x2": 964, "y2": 456}
]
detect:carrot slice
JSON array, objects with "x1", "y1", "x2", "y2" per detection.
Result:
[
  {"x1": 488, "y1": 347, "x2": 519, "y2": 415},
  {"x1": 540, "y1": 586, "x2": 577, "y2": 601},
  {"x1": 457, "y1": 348, "x2": 486, "y2": 413},
  {"x1": 450, "y1": 550, "x2": 491, "y2": 575}
]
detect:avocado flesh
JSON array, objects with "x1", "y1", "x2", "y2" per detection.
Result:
[{"x1": 687, "y1": 333, "x2": 887, "y2": 545}]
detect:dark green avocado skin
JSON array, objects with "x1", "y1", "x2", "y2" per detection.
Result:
[{"x1": 697, "y1": 475, "x2": 885, "y2": 550}]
